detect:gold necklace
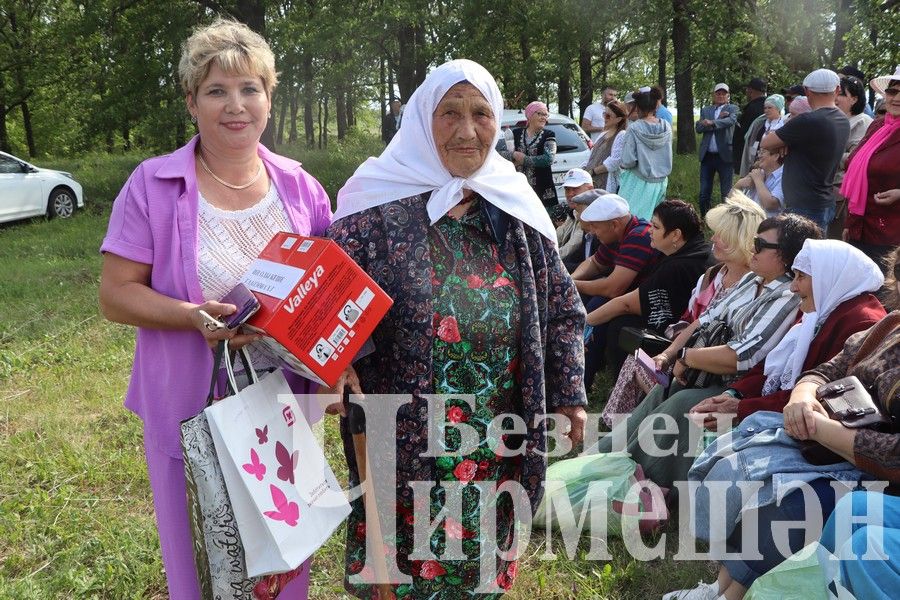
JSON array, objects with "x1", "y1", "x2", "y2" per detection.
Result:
[{"x1": 197, "y1": 153, "x2": 263, "y2": 190}]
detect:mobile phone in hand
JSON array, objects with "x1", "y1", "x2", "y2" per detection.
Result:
[{"x1": 220, "y1": 283, "x2": 260, "y2": 329}]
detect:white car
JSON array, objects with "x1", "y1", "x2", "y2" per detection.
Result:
[
  {"x1": 500, "y1": 109, "x2": 592, "y2": 203},
  {"x1": 0, "y1": 151, "x2": 84, "y2": 224}
]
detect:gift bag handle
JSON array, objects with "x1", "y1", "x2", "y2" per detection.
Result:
[{"x1": 206, "y1": 340, "x2": 259, "y2": 406}]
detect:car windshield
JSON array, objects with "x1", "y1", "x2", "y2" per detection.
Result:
[{"x1": 547, "y1": 123, "x2": 588, "y2": 153}]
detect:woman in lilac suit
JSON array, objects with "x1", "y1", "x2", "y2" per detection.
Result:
[{"x1": 99, "y1": 19, "x2": 331, "y2": 598}]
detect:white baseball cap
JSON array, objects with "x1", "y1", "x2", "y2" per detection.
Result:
[
  {"x1": 803, "y1": 68, "x2": 841, "y2": 93},
  {"x1": 579, "y1": 193, "x2": 630, "y2": 222},
  {"x1": 562, "y1": 168, "x2": 593, "y2": 188},
  {"x1": 714, "y1": 83, "x2": 730, "y2": 93}
]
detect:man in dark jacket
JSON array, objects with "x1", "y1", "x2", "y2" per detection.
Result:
[
  {"x1": 733, "y1": 77, "x2": 767, "y2": 174},
  {"x1": 381, "y1": 97, "x2": 402, "y2": 145}
]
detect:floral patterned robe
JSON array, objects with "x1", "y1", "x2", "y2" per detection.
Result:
[{"x1": 326, "y1": 193, "x2": 585, "y2": 598}]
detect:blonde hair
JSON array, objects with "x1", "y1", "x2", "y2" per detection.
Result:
[
  {"x1": 705, "y1": 190, "x2": 766, "y2": 266},
  {"x1": 178, "y1": 18, "x2": 278, "y2": 98}
]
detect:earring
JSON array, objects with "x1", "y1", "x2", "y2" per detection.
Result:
[
  {"x1": 190, "y1": 115, "x2": 197, "y2": 124},
  {"x1": 268, "y1": 112, "x2": 272, "y2": 119}
]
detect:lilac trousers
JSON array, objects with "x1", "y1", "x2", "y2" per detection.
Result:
[{"x1": 144, "y1": 438, "x2": 311, "y2": 599}]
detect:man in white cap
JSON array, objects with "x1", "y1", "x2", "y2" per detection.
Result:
[
  {"x1": 696, "y1": 82, "x2": 739, "y2": 217},
  {"x1": 571, "y1": 191, "x2": 661, "y2": 389},
  {"x1": 558, "y1": 168, "x2": 595, "y2": 271},
  {"x1": 761, "y1": 68, "x2": 850, "y2": 232}
]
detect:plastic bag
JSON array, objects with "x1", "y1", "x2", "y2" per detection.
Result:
[
  {"x1": 534, "y1": 453, "x2": 668, "y2": 538},
  {"x1": 745, "y1": 543, "x2": 835, "y2": 600}
]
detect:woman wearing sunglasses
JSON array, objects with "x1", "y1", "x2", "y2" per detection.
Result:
[
  {"x1": 840, "y1": 65, "x2": 900, "y2": 273},
  {"x1": 590, "y1": 212, "x2": 822, "y2": 488}
]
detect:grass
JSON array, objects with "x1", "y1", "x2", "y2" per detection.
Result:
[{"x1": 1, "y1": 137, "x2": 716, "y2": 598}]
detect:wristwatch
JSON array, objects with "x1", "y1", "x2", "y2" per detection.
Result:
[{"x1": 676, "y1": 347, "x2": 689, "y2": 368}]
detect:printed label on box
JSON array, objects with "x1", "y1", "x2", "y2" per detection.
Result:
[
  {"x1": 328, "y1": 325, "x2": 349, "y2": 347},
  {"x1": 281, "y1": 237, "x2": 297, "y2": 250},
  {"x1": 310, "y1": 338, "x2": 335, "y2": 366},
  {"x1": 356, "y1": 287, "x2": 375, "y2": 309},
  {"x1": 338, "y1": 300, "x2": 362, "y2": 327},
  {"x1": 242, "y1": 259, "x2": 305, "y2": 300},
  {"x1": 298, "y1": 240, "x2": 314, "y2": 252}
]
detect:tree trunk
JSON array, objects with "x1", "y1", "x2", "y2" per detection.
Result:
[
  {"x1": 558, "y1": 70, "x2": 572, "y2": 118},
  {"x1": 277, "y1": 87, "x2": 289, "y2": 145},
  {"x1": 672, "y1": 0, "x2": 696, "y2": 154},
  {"x1": 336, "y1": 86, "x2": 347, "y2": 141},
  {"x1": 302, "y1": 54, "x2": 315, "y2": 147},
  {"x1": 21, "y1": 101, "x2": 36, "y2": 157},
  {"x1": 397, "y1": 23, "x2": 425, "y2": 101},
  {"x1": 290, "y1": 89, "x2": 299, "y2": 143},
  {"x1": 347, "y1": 87, "x2": 355, "y2": 128},
  {"x1": 578, "y1": 41, "x2": 592, "y2": 122},
  {"x1": 0, "y1": 103, "x2": 9, "y2": 153},
  {"x1": 122, "y1": 124, "x2": 131, "y2": 152},
  {"x1": 658, "y1": 34, "x2": 667, "y2": 92},
  {"x1": 519, "y1": 34, "x2": 537, "y2": 100},
  {"x1": 831, "y1": 0, "x2": 853, "y2": 67}
]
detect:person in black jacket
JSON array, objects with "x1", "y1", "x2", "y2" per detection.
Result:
[
  {"x1": 381, "y1": 97, "x2": 402, "y2": 145},
  {"x1": 733, "y1": 77, "x2": 767, "y2": 174}
]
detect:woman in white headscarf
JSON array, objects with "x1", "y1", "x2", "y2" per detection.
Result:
[
  {"x1": 667, "y1": 240, "x2": 886, "y2": 600},
  {"x1": 689, "y1": 239, "x2": 885, "y2": 431},
  {"x1": 327, "y1": 59, "x2": 586, "y2": 598}
]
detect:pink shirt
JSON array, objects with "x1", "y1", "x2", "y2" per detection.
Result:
[{"x1": 101, "y1": 136, "x2": 332, "y2": 458}]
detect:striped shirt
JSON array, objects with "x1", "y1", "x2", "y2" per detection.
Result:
[
  {"x1": 699, "y1": 272, "x2": 801, "y2": 374},
  {"x1": 591, "y1": 216, "x2": 660, "y2": 286}
]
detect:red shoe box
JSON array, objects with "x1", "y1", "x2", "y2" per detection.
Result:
[{"x1": 241, "y1": 232, "x2": 392, "y2": 387}]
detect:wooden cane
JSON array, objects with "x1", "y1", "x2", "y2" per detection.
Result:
[{"x1": 349, "y1": 401, "x2": 393, "y2": 599}]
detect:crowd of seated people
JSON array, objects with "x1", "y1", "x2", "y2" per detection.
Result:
[{"x1": 572, "y1": 64, "x2": 899, "y2": 599}]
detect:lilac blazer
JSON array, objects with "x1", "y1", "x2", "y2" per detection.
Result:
[{"x1": 101, "y1": 136, "x2": 332, "y2": 458}]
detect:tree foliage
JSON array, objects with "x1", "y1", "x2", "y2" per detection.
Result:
[{"x1": 1, "y1": 0, "x2": 896, "y2": 157}]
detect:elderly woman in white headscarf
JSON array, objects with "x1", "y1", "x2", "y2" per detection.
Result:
[
  {"x1": 327, "y1": 59, "x2": 586, "y2": 598},
  {"x1": 689, "y1": 238, "x2": 886, "y2": 431},
  {"x1": 667, "y1": 239, "x2": 886, "y2": 600}
]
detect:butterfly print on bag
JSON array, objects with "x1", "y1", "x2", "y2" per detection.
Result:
[
  {"x1": 255, "y1": 425, "x2": 268, "y2": 445},
  {"x1": 275, "y1": 441, "x2": 299, "y2": 484},
  {"x1": 242, "y1": 448, "x2": 266, "y2": 481},
  {"x1": 263, "y1": 484, "x2": 299, "y2": 526}
]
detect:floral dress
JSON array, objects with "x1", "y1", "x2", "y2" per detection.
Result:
[{"x1": 344, "y1": 202, "x2": 523, "y2": 598}]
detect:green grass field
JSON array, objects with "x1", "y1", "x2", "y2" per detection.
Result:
[{"x1": 0, "y1": 138, "x2": 718, "y2": 598}]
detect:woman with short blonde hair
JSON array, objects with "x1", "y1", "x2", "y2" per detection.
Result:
[
  {"x1": 705, "y1": 191, "x2": 766, "y2": 267},
  {"x1": 100, "y1": 18, "x2": 329, "y2": 599}
]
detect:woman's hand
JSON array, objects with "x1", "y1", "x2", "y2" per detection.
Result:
[
  {"x1": 512, "y1": 151, "x2": 526, "y2": 166},
  {"x1": 874, "y1": 189, "x2": 900, "y2": 206},
  {"x1": 689, "y1": 393, "x2": 739, "y2": 431},
  {"x1": 749, "y1": 167, "x2": 765, "y2": 185},
  {"x1": 653, "y1": 352, "x2": 671, "y2": 372},
  {"x1": 188, "y1": 300, "x2": 260, "y2": 349},
  {"x1": 784, "y1": 381, "x2": 828, "y2": 440},
  {"x1": 320, "y1": 365, "x2": 364, "y2": 417}
]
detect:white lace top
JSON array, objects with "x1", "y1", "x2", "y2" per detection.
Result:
[
  {"x1": 197, "y1": 184, "x2": 291, "y2": 300},
  {"x1": 198, "y1": 185, "x2": 292, "y2": 370}
]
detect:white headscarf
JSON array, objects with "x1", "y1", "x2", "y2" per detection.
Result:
[
  {"x1": 333, "y1": 59, "x2": 556, "y2": 242},
  {"x1": 761, "y1": 239, "x2": 884, "y2": 394}
]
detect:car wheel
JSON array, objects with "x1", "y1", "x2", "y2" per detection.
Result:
[{"x1": 47, "y1": 187, "x2": 76, "y2": 219}]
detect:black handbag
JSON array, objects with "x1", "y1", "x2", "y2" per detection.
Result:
[
  {"x1": 801, "y1": 376, "x2": 890, "y2": 466},
  {"x1": 680, "y1": 318, "x2": 733, "y2": 389},
  {"x1": 618, "y1": 326, "x2": 671, "y2": 357}
]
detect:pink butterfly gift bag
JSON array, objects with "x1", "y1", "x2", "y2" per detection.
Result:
[{"x1": 205, "y1": 341, "x2": 351, "y2": 578}]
